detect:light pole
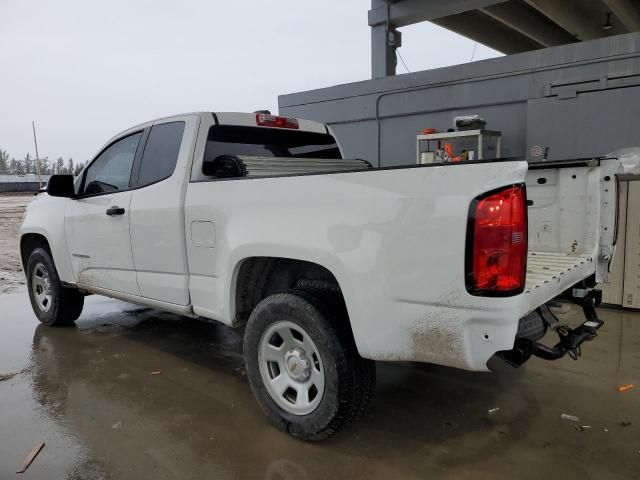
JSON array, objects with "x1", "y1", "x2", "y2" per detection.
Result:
[{"x1": 32, "y1": 121, "x2": 42, "y2": 188}]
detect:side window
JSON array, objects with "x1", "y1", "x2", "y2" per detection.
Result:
[
  {"x1": 137, "y1": 121, "x2": 185, "y2": 187},
  {"x1": 82, "y1": 132, "x2": 142, "y2": 195}
]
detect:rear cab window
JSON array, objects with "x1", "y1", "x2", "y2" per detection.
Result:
[{"x1": 203, "y1": 125, "x2": 342, "y2": 177}]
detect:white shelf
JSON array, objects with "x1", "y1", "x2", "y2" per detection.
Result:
[
  {"x1": 416, "y1": 129, "x2": 502, "y2": 141},
  {"x1": 417, "y1": 129, "x2": 502, "y2": 163}
]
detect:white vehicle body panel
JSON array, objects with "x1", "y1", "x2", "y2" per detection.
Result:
[
  {"x1": 20, "y1": 195, "x2": 75, "y2": 283},
  {"x1": 65, "y1": 191, "x2": 138, "y2": 295},
  {"x1": 186, "y1": 160, "x2": 528, "y2": 370},
  {"x1": 129, "y1": 114, "x2": 200, "y2": 305},
  {"x1": 20, "y1": 111, "x2": 635, "y2": 373}
]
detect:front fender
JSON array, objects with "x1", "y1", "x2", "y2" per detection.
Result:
[{"x1": 19, "y1": 195, "x2": 75, "y2": 284}]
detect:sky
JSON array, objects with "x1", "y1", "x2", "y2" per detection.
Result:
[{"x1": 0, "y1": 0, "x2": 500, "y2": 163}]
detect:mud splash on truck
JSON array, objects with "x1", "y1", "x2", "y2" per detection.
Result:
[{"x1": 410, "y1": 319, "x2": 467, "y2": 369}]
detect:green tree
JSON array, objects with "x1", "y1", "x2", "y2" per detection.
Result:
[
  {"x1": 39, "y1": 156, "x2": 49, "y2": 175},
  {"x1": 23, "y1": 153, "x2": 32, "y2": 174},
  {"x1": 13, "y1": 158, "x2": 25, "y2": 175},
  {"x1": 74, "y1": 160, "x2": 85, "y2": 176},
  {"x1": 0, "y1": 149, "x2": 9, "y2": 173}
]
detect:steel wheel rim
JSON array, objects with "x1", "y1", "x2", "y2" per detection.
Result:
[
  {"x1": 258, "y1": 320, "x2": 325, "y2": 415},
  {"x1": 32, "y1": 262, "x2": 53, "y2": 312}
]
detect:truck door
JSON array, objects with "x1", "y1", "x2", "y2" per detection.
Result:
[
  {"x1": 65, "y1": 131, "x2": 143, "y2": 295},
  {"x1": 128, "y1": 119, "x2": 192, "y2": 305}
]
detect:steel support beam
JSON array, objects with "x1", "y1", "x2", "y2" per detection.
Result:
[
  {"x1": 368, "y1": 0, "x2": 640, "y2": 78},
  {"x1": 368, "y1": 0, "x2": 505, "y2": 28},
  {"x1": 371, "y1": 22, "x2": 401, "y2": 78},
  {"x1": 603, "y1": 0, "x2": 640, "y2": 31},
  {"x1": 433, "y1": 10, "x2": 544, "y2": 54},
  {"x1": 523, "y1": 0, "x2": 605, "y2": 40},
  {"x1": 480, "y1": 2, "x2": 577, "y2": 47},
  {"x1": 370, "y1": 0, "x2": 402, "y2": 78}
]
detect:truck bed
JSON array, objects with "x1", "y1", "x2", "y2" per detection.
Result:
[
  {"x1": 525, "y1": 251, "x2": 594, "y2": 294},
  {"x1": 522, "y1": 159, "x2": 622, "y2": 307}
]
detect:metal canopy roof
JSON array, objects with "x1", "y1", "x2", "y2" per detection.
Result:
[{"x1": 370, "y1": 0, "x2": 640, "y2": 77}]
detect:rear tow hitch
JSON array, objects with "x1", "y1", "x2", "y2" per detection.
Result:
[
  {"x1": 498, "y1": 289, "x2": 604, "y2": 367},
  {"x1": 532, "y1": 289, "x2": 604, "y2": 361}
]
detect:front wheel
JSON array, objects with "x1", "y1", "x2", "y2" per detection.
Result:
[
  {"x1": 243, "y1": 291, "x2": 375, "y2": 441},
  {"x1": 26, "y1": 247, "x2": 84, "y2": 326}
]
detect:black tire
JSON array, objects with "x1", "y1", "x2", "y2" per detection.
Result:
[
  {"x1": 292, "y1": 288, "x2": 376, "y2": 424},
  {"x1": 26, "y1": 247, "x2": 84, "y2": 326},
  {"x1": 243, "y1": 290, "x2": 375, "y2": 441}
]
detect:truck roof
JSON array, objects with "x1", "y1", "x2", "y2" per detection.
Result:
[
  {"x1": 122, "y1": 112, "x2": 329, "y2": 136},
  {"x1": 97, "y1": 112, "x2": 333, "y2": 163},
  {"x1": 214, "y1": 112, "x2": 328, "y2": 134}
]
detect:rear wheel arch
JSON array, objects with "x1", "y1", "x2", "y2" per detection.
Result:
[{"x1": 232, "y1": 256, "x2": 349, "y2": 324}]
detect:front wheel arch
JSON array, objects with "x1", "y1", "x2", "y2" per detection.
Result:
[{"x1": 20, "y1": 233, "x2": 51, "y2": 271}]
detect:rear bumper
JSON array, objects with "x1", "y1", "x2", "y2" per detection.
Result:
[{"x1": 357, "y1": 298, "x2": 522, "y2": 371}]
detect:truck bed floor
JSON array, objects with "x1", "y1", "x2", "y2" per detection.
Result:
[{"x1": 525, "y1": 251, "x2": 594, "y2": 294}]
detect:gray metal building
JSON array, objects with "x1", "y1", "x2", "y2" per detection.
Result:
[
  {"x1": 279, "y1": 1, "x2": 640, "y2": 167},
  {"x1": 0, "y1": 175, "x2": 50, "y2": 192}
]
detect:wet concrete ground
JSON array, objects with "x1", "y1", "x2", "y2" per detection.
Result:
[
  {"x1": 1, "y1": 290, "x2": 639, "y2": 479},
  {"x1": 0, "y1": 193, "x2": 31, "y2": 294}
]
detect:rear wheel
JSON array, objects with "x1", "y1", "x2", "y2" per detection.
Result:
[
  {"x1": 26, "y1": 248, "x2": 84, "y2": 326},
  {"x1": 243, "y1": 290, "x2": 375, "y2": 441}
]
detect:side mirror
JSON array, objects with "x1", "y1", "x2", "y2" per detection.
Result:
[{"x1": 46, "y1": 175, "x2": 76, "y2": 198}]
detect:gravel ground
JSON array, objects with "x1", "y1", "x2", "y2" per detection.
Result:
[{"x1": 0, "y1": 193, "x2": 34, "y2": 293}]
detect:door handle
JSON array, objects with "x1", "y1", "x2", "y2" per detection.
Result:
[{"x1": 106, "y1": 206, "x2": 125, "y2": 216}]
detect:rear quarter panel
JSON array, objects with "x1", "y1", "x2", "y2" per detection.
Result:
[{"x1": 186, "y1": 160, "x2": 528, "y2": 371}]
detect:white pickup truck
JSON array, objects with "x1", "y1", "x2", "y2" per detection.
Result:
[{"x1": 19, "y1": 111, "x2": 633, "y2": 440}]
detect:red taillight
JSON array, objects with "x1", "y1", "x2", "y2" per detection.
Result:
[
  {"x1": 256, "y1": 114, "x2": 299, "y2": 129},
  {"x1": 466, "y1": 185, "x2": 528, "y2": 296}
]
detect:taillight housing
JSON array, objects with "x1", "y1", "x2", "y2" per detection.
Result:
[
  {"x1": 256, "y1": 114, "x2": 299, "y2": 129},
  {"x1": 465, "y1": 184, "x2": 528, "y2": 296}
]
